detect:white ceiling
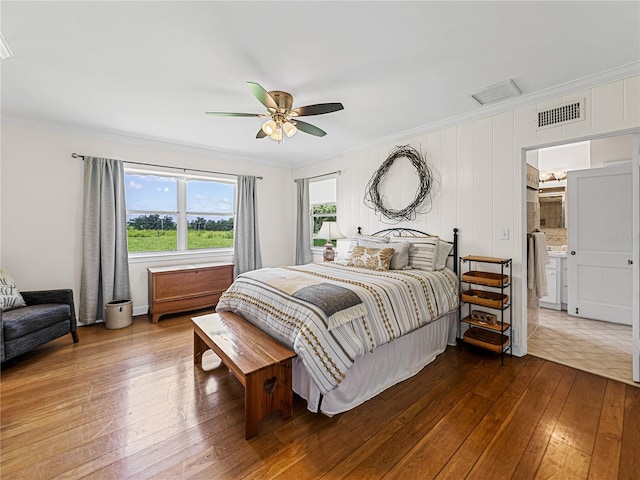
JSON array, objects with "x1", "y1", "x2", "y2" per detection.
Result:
[{"x1": 2, "y1": 1, "x2": 639, "y2": 168}]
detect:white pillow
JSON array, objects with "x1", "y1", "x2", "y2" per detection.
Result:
[
  {"x1": 345, "y1": 235, "x2": 390, "y2": 260},
  {"x1": 388, "y1": 240, "x2": 412, "y2": 270},
  {"x1": 0, "y1": 268, "x2": 26, "y2": 311},
  {"x1": 406, "y1": 237, "x2": 439, "y2": 271},
  {"x1": 434, "y1": 240, "x2": 454, "y2": 270}
]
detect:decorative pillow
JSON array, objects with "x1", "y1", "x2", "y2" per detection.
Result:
[
  {"x1": 434, "y1": 240, "x2": 454, "y2": 270},
  {"x1": 347, "y1": 246, "x2": 395, "y2": 271},
  {"x1": 0, "y1": 268, "x2": 26, "y2": 311},
  {"x1": 388, "y1": 240, "x2": 412, "y2": 270},
  {"x1": 407, "y1": 237, "x2": 439, "y2": 271},
  {"x1": 345, "y1": 235, "x2": 390, "y2": 260}
]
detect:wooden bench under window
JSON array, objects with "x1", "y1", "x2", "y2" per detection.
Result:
[{"x1": 192, "y1": 312, "x2": 297, "y2": 439}]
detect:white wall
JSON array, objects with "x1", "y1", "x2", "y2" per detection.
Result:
[
  {"x1": 293, "y1": 75, "x2": 640, "y2": 356},
  {"x1": 0, "y1": 122, "x2": 294, "y2": 317},
  {"x1": 591, "y1": 134, "x2": 634, "y2": 167}
]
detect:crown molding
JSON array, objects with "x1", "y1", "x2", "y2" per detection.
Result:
[
  {"x1": 1, "y1": 117, "x2": 293, "y2": 169},
  {"x1": 5, "y1": 61, "x2": 639, "y2": 172},
  {"x1": 305, "y1": 61, "x2": 640, "y2": 168}
]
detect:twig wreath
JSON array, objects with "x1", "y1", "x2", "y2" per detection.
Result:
[{"x1": 364, "y1": 145, "x2": 433, "y2": 222}]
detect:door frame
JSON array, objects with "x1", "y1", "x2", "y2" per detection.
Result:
[
  {"x1": 632, "y1": 134, "x2": 639, "y2": 382},
  {"x1": 520, "y1": 128, "x2": 640, "y2": 366}
]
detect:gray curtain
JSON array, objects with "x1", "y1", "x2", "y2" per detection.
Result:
[
  {"x1": 233, "y1": 175, "x2": 262, "y2": 277},
  {"x1": 80, "y1": 157, "x2": 131, "y2": 324},
  {"x1": 295, "y1": 178, "x2": 313, "y2": 264}
]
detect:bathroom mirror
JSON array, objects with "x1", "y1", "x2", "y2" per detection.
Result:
[{"x1": 539, "y1": 191, "x2": 565, "y2": 228}]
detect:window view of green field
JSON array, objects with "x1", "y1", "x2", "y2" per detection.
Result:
[
  {"x1": 126, "y1": 214, "x2": 234, "y2": 252},
  {"x1": 125, "y1": 172, "x2": 235, "y2": 253}
]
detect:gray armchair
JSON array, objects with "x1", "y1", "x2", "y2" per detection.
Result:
[{"x1": 1, "y1": 289, "x2": 79, "y2": 363}]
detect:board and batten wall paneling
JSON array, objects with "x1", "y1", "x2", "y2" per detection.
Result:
[
  {"x1": 425, "y1": 131, "x2": 442, "y2": 235},
  {"x1": 593, "y1": 80, "x2": 626, "y2": 132},
  {"x1": 492, "y1": 111, "x2": 515, "y2": 261},
  {"x1": 473, "y1": 117, "x2": 494, "y2": 257},
  {"x1": 440, "y1": 127, "x2": 458, "y2": 239},
  {"x1": 293, "y1": 74, "x2": 640, "y2": 356},
  {"x1": 456, "y1": 122, "x2": 475, "y2": 255},
  {"x1": 624, "y1": 76, "x2": 640, "y2": 124}
]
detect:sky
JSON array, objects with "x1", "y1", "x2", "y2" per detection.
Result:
[{"x1": 125, "y1": 173, "x2": 235, "y2": 214}]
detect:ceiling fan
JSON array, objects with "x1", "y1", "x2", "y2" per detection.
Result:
[{"x1": 205, "y1": 82, "x2": 344, "y2": 142}]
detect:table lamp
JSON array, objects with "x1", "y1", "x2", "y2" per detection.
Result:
[{"x1": 315, "y1": 221, "x2": 346, "y2": 262}]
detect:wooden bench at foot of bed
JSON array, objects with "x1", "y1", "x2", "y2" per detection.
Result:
[{"x1": 192, "y1": 312, "x2": 297, "y2": 439}]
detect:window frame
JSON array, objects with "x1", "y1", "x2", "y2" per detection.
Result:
[
  {"x1": 309, "y1": 176, "x2": 338, "y2": 249},
  {"x1": 124, "y1": 166, "x2": 236, "y2": 260}
]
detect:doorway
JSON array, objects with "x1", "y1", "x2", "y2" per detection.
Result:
[
  {"x1": 528, "y1": 309, "x2": 633, "y2": 385},
  {"x1": 523, "y1": 133, "x2": 638, "y2": 384}
]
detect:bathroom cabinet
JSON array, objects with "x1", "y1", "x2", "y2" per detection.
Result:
[
  {"x1": 540, "y1": 255, "x2": 567, "y2": 311},
  {"x1": 540, "y1": 257, "x2": 560, "y2": 310},
  {"x1": 459, "y1": 256, "x2": 512, "y2": 365},
  {"x1": 560, "y1": 256, "x2": 568, "y2": 309}
]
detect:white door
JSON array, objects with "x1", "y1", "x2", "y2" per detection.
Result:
[{"x1": 567, "y1": 164, "x2": 633, "y2": 325}]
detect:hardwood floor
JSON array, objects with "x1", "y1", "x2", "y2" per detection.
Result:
[{"x1": 1, "y1": 310, "x2": 638, "y2": 479}]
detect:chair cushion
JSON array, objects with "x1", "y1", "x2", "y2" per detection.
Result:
[{"x1": 2, "y1": 304, "x2": 71, "y2": 340}]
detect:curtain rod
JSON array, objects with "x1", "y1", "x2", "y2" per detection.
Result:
[
  {"x1": 295, "y1": 170, "x2": 341, "y2": 182},
  {"x1": 71, "y1": 153, "x2": 263, "y2": 180}
]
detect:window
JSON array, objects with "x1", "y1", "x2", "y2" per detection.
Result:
[
  {"x1": 309, "y1": 177, "x2": 337, "y2": 247},
  {"x1": 125, "y1": 168, "x2": 235, "y2": 255}
]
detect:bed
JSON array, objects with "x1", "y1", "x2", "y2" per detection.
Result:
[{"x1": 216, "y1": 227, "x2": 459, "y2": 415}]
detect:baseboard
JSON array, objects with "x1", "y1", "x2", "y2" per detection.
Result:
[{"x1": 133, "y1": 305, "x2": 149, "y2": 317}]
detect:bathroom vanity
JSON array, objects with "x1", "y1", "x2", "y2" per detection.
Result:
[{"x1": 539, "y1": 252, "x2": 567, "y2": 310}]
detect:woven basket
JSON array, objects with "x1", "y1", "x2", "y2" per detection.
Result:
[
  {"x1": 463, "y1": 327, "x2": 509, "y2": 353},
  {"x1": 461, "y1": 289, "x2": 508, "y2": 309},
  {"x1": 461, "y1": 271, "x2": 508, "y2": 287}
]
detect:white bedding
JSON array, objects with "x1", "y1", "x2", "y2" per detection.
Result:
[
  {"x1": 295, "y1": 309, "x2": 458, "y2": 414},
  {"x1": 216, "y1": 262, "x2": 459, "y2": 398}
]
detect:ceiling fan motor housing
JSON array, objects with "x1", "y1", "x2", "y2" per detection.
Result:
[{"x1": 269, "y1": 91, "x2": 294, "y2": 113}]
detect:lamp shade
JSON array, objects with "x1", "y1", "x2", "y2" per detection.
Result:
[
  {"x1": 261, "y1": 119, "x2": 276, "y2": 135},
  {"x1": 270, "y1": 127, "x2": 283, "y2": 141},
  {"x1": 283, "y1": 121, "x2": 297, "y2": 138},
  {"x1": 315, "y1": 221, "x2": 346, "y2": 241}
]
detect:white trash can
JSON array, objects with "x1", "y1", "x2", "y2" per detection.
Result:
[{"x1": 105, "y1": 299, "x2": 133, "y2": 329}]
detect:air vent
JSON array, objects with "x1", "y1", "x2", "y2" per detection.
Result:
[
  {"x1": 537, "y1": 99, "x2": 585, "y2": 129},
  {"x1": 470, "y1": 79, "x2": 521, "y2": 106}
]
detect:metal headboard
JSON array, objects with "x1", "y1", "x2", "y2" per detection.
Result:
[{"x1": 360, "y1": 226, "x2": 459, "y2": 274}]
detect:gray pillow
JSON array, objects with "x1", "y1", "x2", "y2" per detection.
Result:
[
  {"x1": 345, "y1": 235, "x2": 390, "y2": 259},
  {"x1": 388, "y1": 240, "x2": 412, "y2": 270},
  {"x1": 434, "y1": 240, "x2": 454, "y2": 270}
]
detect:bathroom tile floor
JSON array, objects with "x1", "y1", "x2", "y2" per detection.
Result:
[{"x1": 527, "y1": 308, "x2": 637, "y2": 387}]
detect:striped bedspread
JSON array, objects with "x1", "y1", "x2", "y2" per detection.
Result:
[{"x1": 216, "y1": 262, "x2": 458, "y2": 394}]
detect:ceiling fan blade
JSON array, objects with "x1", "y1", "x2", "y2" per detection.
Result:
[
  {"x1": 205, "y1": 112, "x2": 262, "y2": 117},
  {"x1": 295, "y1": 120, "x2": 327, "y2": 137},
  {"x1": 256, "y1": 128, "x2": 267, "y2": 139},
  {"x1": 292, "y1": 102, "x2": 344, "y2": 117},
  {"x1": 247, "y1": 82, "x2": 278, "y2": 111}
]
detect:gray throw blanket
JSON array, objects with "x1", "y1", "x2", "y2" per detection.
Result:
[{"x1": 292, "y1": 282, "x2": 366, "y2": 329}]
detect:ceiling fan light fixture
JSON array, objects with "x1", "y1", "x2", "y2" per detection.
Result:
[
  {"x1": 270, "y1": 128, "x2": 283, "y2": 141},
  {"x1": 283, "y1": 122, "x2": 297, "y2": 138},
  {"x1": 206, "y1": 82, "x2": 344, "y2": 142},
  {"x1": 261, "y1": 119, "x2": 277, "y2": 135}
]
